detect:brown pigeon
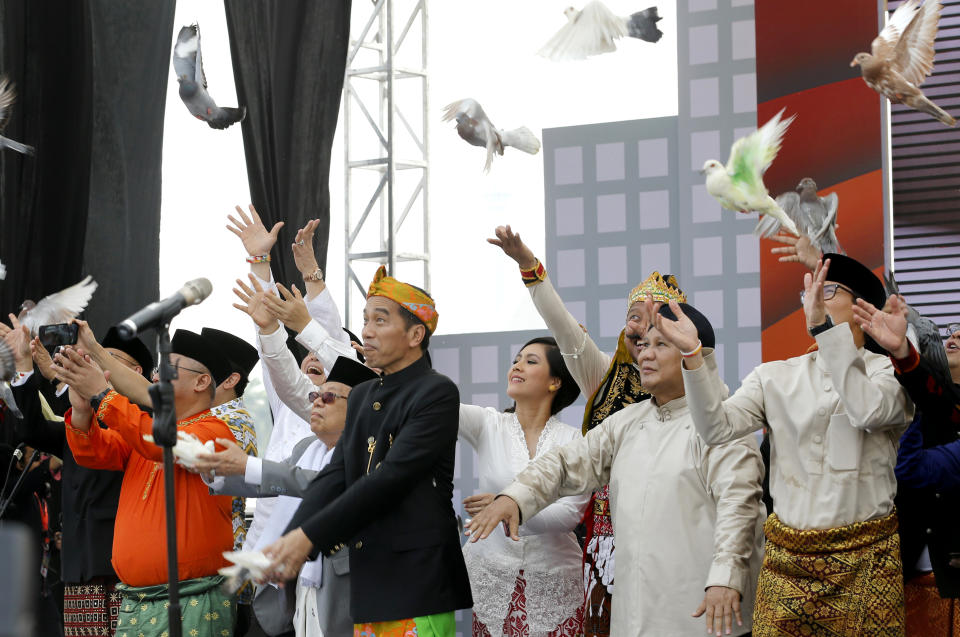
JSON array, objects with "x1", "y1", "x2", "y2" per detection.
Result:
[{"x1": 851, "y1": 0, "x2": 955, "y2": 127}]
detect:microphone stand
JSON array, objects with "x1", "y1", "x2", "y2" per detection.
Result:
[{"x1": 147, "y1": 321, "x2": 182, "y2": 637}]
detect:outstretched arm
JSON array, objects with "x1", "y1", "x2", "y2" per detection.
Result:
[{"x1": 488, "y1": 225, "x2": 611, "y2": 395}]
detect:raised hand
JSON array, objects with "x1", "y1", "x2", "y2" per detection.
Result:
[
  {"x1": 233, "y1": 274, "x2": 280, "y2": 333},
  {"x1": 486, "y1": 225, "x2": 538, "y2": 270},
  {"x1": 30, "y1": 338, "x2": 58, "y2": 381},
  {"x1": 193, "y1": 437, "x2": 249, "y2": 477},
  {"x1": 227, "y1": 204, "x2": 284, "y2": 257},
  {"x1": 852, "y1": 295, "x2": 909, "y2": 358},
  {"x1": 53, "y1": 347, "x2": 109, "y2": 400},
  {"x1": 1, "y1": 313, "x2": 31, "y2": 372},
  {"x1": 802, "y1": 257, "x2": 831, "y2": 330},
  {"x1": 292, "y1": 219, "x2": 322, "y2": 276},
  {"x1": 463, "y1": 495, "x2": 521, "y2": 543},
  {"x1": 769, "y1": 233, "x2": 821, "y2": 271},
  {"x1": 654, "y1": 300, "x2": 701, "y2": 354},
  {"x1": 262, "y1": 283, "x2": 311, "y2": 334}
]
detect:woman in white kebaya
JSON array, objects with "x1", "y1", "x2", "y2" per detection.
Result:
[{"x1": 459, "y1": 336, "x2": 589, "y2": 637}]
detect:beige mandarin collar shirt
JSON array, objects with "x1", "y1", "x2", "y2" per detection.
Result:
[
  {"x1": 500, "y1": 393, "x2": 765, "y2": 636},
  {"x1": 682, "y1": 322, "x2": 914, "y2": 531}
]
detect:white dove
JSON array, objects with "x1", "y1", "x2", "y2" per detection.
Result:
[
  {"x1": 441, "y1": 99, "x2": 541, "y2": 173},
  {"x1": 701, "y1": 109, "x2": 799, "y2": 237},
  {"x1": 538, "y1": 2, "x2": 663, "y2": 61},
  {"x1": 219, "y1": 550, "x2": 273, "y2": 591},
  {"x1": 142, "y1": 430, "x2": 215, "y2": 468},
  {"x1": 18, "y1": 275, "x2": 98, "y2": 336}
]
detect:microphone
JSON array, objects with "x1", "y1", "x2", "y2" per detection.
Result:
[{"x1": 116, "y1": 278, "x2": 213, "y2": 340}]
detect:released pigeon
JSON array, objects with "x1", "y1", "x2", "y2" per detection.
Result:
[
  {"x1": 17, "y1": 276, "x2": 98, "y2": 337},
  {"x1": 142, "y1": 431, "x2": 216, "y2": 468},
  {"x1": 883, "y1": 271, "x2": 951, "y2": 385},
  {"x1": 538, "y1": 2, "x2": 663, "y2": 61},
  {"x1": 702, "y1": 109, "x2": 800, "y2": 237},
  {"x1": 173, "y1": 24, "x2": 246, "y2": 130},
  {"x1": 0, "y1": 258, "x2": 6, "y2": 280},
  {"x1": 757, "y1": 178, "x2": 842, "y2": 253},
  {"x1": 851, "y1": 0, "x2": 954, "y2": 127},
  {"x1": 441, "y1": 99, "x2": 541, "y2": 173},
  {"x1": 0, "y1": 76, "x2": 35, "y2": 156},
  {"x1": 220, "y1": 550, "x2": 272, "y2": 592}
]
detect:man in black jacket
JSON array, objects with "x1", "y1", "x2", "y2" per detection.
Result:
[
  {"x1": 263, "y1": 266, "x2": 472, "y2": 635},
  {"x1": 4, "y1": 319, "x2": 152, "y2": 637},
  {"x1": 852, "y1": 298, "x2": 960, "y2": 633}
]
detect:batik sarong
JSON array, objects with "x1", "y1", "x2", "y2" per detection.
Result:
[
  {"x1": 355, "y1": 611, "x2": 455, "y2": 637},
  {"x1": 114, "y1": 575, "x2": 235, "y2": 637},
  {"x1": 753, "y1": 511, "x2": 904, "y2": 637},
  {"x1": 64, "y1": 580, "x2": 121, "y2": 636},
  {"x1": 904, "y1": 571, "x2": 960, "y2": 636}
]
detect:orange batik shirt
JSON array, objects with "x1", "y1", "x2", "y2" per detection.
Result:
[{"x1": 64, "y1": 390, "x2": 234, "y2": 587}]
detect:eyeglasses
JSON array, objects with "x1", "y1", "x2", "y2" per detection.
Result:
[
  {"x1": 108, "y1": 351, "x2": 139, "y2": 369},
  {"x1": 308, "y1": 391, "x2": 349, "y2": 405},
  {"x1": 940, "y1": 323, "x2": 960, "y2": 339},
  {"x1": 799, "y1": 283, "x2": 855, "y2": 304},
  {"x1": 173, "y1": 360, "x2": 208, "y2": 375}
]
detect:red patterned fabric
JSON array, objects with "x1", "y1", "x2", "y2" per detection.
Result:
[
  {"x1": 472, "y1": 570, "x2": 584, "y2": 637},
  {"x1": 63, "y1": 581, "x2": 121, "y2": 636}
]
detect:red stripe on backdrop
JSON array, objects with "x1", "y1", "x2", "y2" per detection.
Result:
[{"x1": 755, "y1": 0, "x2": 885, "y2": 361}]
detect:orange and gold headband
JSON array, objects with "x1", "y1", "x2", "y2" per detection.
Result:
[{"x1": 367, "y1": 265, "x2": 438, "y2": 334}]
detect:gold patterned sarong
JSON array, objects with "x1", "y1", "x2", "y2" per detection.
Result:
[{"x1": 753, "y1": 511, "x2": 904, "y2": 637}]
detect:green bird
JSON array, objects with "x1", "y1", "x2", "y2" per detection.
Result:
[{"x1": 701, "y1": 108, "x2": 799, "y2": 237}]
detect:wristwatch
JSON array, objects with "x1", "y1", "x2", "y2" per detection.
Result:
[
  {"x1": 808, "y1": 315, "x2": 834, "y2": 338},
  {"x1": 303, "y1": 267, "x2": 324, "y2": 282},
  {"x1": 89, "y1": 388, "x2": 111, "y2": 412}
]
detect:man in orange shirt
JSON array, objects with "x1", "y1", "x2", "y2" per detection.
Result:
[{"x1": 56, "y1": 329, "x2": 236, "y2": 637}]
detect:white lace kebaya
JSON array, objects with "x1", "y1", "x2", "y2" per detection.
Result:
[{"x1": 458, "y1": 405, "x2": 589, "y2": 636}]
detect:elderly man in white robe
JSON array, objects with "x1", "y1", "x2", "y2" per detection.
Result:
[
  {"x1": 660, "y1": 255, "x2": 914, "y2": 637},
  {"x1": 466, "y1": 301, "x2": 765, "y2": 637}
]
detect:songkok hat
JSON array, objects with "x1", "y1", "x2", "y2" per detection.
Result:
[
  {"x1": 101, "y1": 326, "x2": 154, "y2": 380},
  {"x1": 367, "y1": 265, "x2": 438, "y2": 334},
  {"x1": 171, "y1": 329, "x2": 232, "y2": 386},
  {"x1": 325, "y1": 356, "x2": 378, "y2": 388},
  {"x1": 657, "y1": 302, "x2": 715, "y2": 349},
  {"x1": 628, "y1": 271, "x2": 687, "y2": 308},
  {"x1": 821, "y1": 254, "x2": 886, "y2": 310},
  {"x1": 200, "y1": 328, "x2": 259, "y2": 379}
]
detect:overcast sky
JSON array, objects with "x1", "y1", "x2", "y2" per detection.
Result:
[{"x1": 160, "y1": 0, "x2": 679, "y2": 340}]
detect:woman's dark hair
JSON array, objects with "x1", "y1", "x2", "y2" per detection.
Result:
[{"x1": 504, "y1": 336, "x2": 580, "y2": 416}]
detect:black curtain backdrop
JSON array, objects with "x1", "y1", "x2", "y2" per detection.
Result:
[
  {"x1": 224, "y1": 0, "x2": 351, "y2": 287},
  {"x1": 0, "y1": 0, "x2": 173, "y2": 337}
]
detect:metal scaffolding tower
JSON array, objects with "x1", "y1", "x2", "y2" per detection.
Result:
[{"x1": 343, "y1": 0, "x2": 429, "y2": 326}]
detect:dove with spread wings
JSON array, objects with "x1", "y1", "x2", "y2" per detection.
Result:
[
  {"x1": 538, "y1": 2, "x2": 663, "y2": 61},
  {"x1": 173, "y1": 24, "x2": 246, "y2": 130},
  {"x1": 702, "y1": 109, "x2": 799, "y2": 237},
  {"x1": 442, "y1": 99, "x2": 541, "y2": 173},
  {"x1": 18, "y1": 276, "x2": 98, "y2": 337},
  {"x1": 756, "y1": 178, "x2": 843, "y2": 254},
  {"x1": 851, "y1": 0, "x2": 954, "y2": 127}
]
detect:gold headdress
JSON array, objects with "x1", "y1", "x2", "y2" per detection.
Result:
[{"x1": 627, "y1": 271, "x2": 686, "y2": 307}]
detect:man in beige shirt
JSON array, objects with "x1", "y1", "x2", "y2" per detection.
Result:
[
  {"x1": 466, "y1": 301, "x2": 765, "y2": 637},
  {"x1": 659, "y1": 255, "x2": 914, "y2": 636}
]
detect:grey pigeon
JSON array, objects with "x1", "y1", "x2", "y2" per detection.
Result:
[
  {"x1": 757, "y1": 177, "x2": 842, "y2": 253},
  {"x1": 441, "y1": 99, "x2": 541, "y2": 173},
  {"x1": 0, "y1": 76, "x2": 34, "y2": 156},
  {"x1": 0, "y1": 340, "x2": 20, "y2": 418},
  {"x1": 173, "y1": 24, "x2": 246, "y2": 130},
  {"x1": 884, "y1": 271, "x2": 951, "y2": 385},
  {"x1": 17, "y1": 275, "x2": 98, "y2": 337}
]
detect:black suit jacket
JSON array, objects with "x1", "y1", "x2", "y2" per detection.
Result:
[
  {"x1": 11, "y1": 372, "x2": 123, "y2": 584},
  {"x1": 286, "y1": 355, "x2": 473, "y2": 622},
  {"x1": 893, "y1": 353, "x2": 960, "y2": 598}
]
